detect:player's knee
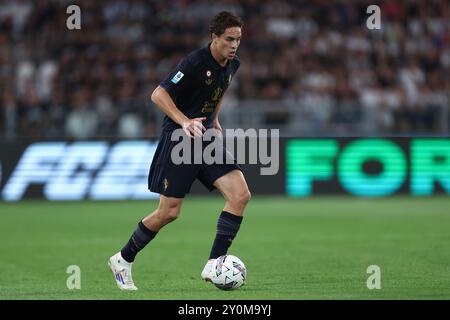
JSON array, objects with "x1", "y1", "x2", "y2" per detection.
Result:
[
  {"x1": 164, "y1": 206, "x2": 181, "y2": 222},
  {"x1": 243, "y1": 189, "x2": 251, "y2": 204},
  {"x1": 158, "y1": 202, "x2": 182, "y2": 223},
  {"x1": 232, "y1": 189, "x2": 251, "y2": 207}
]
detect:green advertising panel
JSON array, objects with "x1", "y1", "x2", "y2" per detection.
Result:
[
  {"x1": 287, "y1": 138, "x2": 450, "y2": 196},
  {"x1": 411, "y1": 139, "x2": 450, "y2": 195}
]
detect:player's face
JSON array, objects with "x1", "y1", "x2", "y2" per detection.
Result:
[{"x1": 213, "y1": 27, "x2": 242, "y2": 60}]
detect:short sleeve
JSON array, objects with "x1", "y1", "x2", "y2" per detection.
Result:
[{"x1": 159, "y1": 57, "x2": 195, "y2": 98}]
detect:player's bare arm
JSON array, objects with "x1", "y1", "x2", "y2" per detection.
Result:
[{"x1": 151, "y1": 85, "x2": 206, "y2": 138}]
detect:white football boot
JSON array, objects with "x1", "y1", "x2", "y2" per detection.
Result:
[
  {"x1": 108, "y1": 252, "x2": 138, "y2": 291},
  {"x1": 201, "y1": 259, "x2": 216, "y2": 282}
]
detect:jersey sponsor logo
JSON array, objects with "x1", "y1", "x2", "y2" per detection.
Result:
[
  {"x1": 211, "y1": 87, "x2": 223, "y2": 101},
  {"x1": 202, "y1": 105, "x2": 214, "y2": 113},
  {"x1": 201, "y1": 87, "x2": 224, "y2": 113},
  {"x1": 171, "y1": 71, "x2": 184, "y2": 84},
  {"x1": 163, "y1": 178, "x2": 169, "y2": 191},
  {"x1": 205, "y1": 79, "x2": 213, "y2": 86},
  {"x1": 201, "y1": 101, "x2": 217, "y2": 113}
]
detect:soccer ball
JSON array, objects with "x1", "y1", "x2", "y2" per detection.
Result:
[{"x1": 211, "y1": 255, "x2": 246, "y2": 290}]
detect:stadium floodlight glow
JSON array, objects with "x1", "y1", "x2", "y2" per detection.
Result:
[
  {"x1": 411, "y1": 139, "x2": 450, "y2": 195},
  {"x1": 338, "y1": 139, "x2": 406, "y2": 196}
]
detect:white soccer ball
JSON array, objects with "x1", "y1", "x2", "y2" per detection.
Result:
[{"x1": 211, "y1": 255, "x2": 246, "y2": 290}]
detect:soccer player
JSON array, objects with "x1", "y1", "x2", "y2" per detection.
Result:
[{"x1": 108, "y1": 11, "x2": 250, "y2": 291}]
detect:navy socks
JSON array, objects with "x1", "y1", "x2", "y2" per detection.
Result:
[
  {"x1": 121, "y1": 221, "x2": 157, "y2": 263},
  {"x1": 120, "y1": 211, "x2": 242, "y2": 263},
  {"x1": 209, "y1": 211, "x2": 243, "y2": 259}
]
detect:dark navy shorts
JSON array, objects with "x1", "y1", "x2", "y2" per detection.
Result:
[{"x1": 148, "y1": 130, "x2": 242, "y2": 198}]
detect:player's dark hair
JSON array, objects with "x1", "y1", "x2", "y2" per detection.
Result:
[{"x1": 209, "y1": 11, "x2": 243, "y2": 36}]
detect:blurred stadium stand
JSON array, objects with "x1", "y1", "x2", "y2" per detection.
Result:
[{"x1": 0, "y1": 0, "x2": 449, "y2": 140}]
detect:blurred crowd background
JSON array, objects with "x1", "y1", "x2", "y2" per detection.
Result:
[{"x1": 0, "y1": 0, "x2": 449, "y2": 139}]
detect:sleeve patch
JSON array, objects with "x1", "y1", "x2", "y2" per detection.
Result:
[{"x1": 171, "y1": 71, "x2": 185, "y2": 84}]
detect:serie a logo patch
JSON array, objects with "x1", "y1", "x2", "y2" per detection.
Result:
[{"x1": 171, "y1": 71, "x2": 184, "y2": 84}]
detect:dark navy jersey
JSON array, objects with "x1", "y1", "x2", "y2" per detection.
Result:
[{"x1": 159, "y1": 43, "x2": 240, "y2": 131}]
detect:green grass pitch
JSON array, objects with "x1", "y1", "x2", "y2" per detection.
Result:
[{"x1": 1, "y1": 196, "x2": 449, "y2": 300}]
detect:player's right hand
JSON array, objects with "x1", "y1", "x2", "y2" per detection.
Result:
[{"x1": 182, "y1": 117, "x2": 206, "y2": 138}]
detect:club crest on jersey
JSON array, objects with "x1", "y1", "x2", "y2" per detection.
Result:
[
  {"x1": 171, "y1": 71, "x2": 184, "y2": 84},
  {"x1": 205, "y1": 70, "x2": 213, "y2": 85}
]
